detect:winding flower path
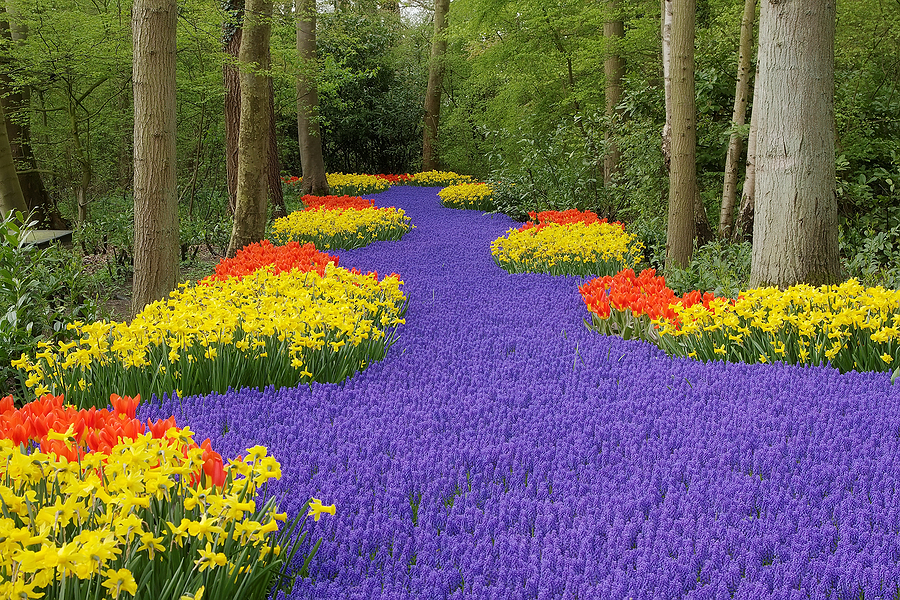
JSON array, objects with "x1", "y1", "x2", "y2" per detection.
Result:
[{"x1": 143, "y1": 186, "x2": 900, "y2": 599}]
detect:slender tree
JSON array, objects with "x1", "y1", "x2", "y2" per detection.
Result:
[
  {"x1": 603, "y1": 0, "x2": 625, "y2": 185},
  {"x1": 665, "y1": 0, "x2": 697, "y2": 268},
  {"x1": 227, "y1": 0, "x2": 274, "y2": 256},
  {"x1": 0, "y1": 4, "x2": 62, "y2": 227},
  {"x1": 422, "y1": 0, "x2": 450, "y2": 171},
  {"x1": 733, "y1": 73, "x2": 758, "y2": 242},
  {"x1": 662, "y1": 0, "x2": 710, "y2": 257},
  {"x1": 223, "y1": 0, "x2": 286, "y2": 219},
  {"x1": 132, "y1": 0, "x2": 179, "y2": 315},
  {"x1": 296, "y1": 0, "x2": 329, "y2": 196},
  {"x1": 0, "y1": 100, "x2": 26, "y2": 217},
  {"x1": 718, "y1": 0, "x2": 756, "y2": 239},
  {"x1": 750, "y1": 0, "x2": 839, "y2": 287}
]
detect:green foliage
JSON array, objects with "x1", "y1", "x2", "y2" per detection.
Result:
[
  {"x1": 485, "y1": 122, "x2": 604, "y2": 222},
  {"x1": 663, "y1": 239, "x2": 752, "y2": 298},
  {"x1": 0, "y1": 212, "x2": 109, "y2": 397},
  {"x1": 273, "y1": 7, "x2": 426, "y2": 176}
]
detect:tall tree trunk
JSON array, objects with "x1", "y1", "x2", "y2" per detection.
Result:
[
  {"x1": 227, "y1": 0, "x2": 273, "y2": 256},
  {"x1": 718, "y1": 0, "x2": 756, "y2": 239},
  {"x1": 733, "y1": 74, "x2": 758, "y2": 243},
  {"x1": 603, "y1": 0, "x2": 624, "y2": 185},
  {"x1": 223, "y1": 10, "x2": 242, "y2": 215},
  {"x1": 267, "y1": 76, "x2": 286, "y2": 219},
  {"x1": 422, "y1": 0, "x2": 450, "y2": 171},
  {"x1": 665, "y1": 0, "x2": 697, "y2": 269},
  {"x1": 662, "y1": 0, "x2": 709, "y2": 255},
  {"x1": 226, "y1": 2, "x2": 287, "y2": 218},
  {"x1": 661, "y1": 0, "x2": 672, "y2": 170},
  {"x1": 0, "y1": 5, "x2": 62, "y2": 226},
  {"x1": 750, "y1": 0, "x2": 839, "y2": 288},
  {"x1": 296, "y1": 0, "x2": 329, "y2": 196},
  {"x1": 0, "y1": 100, "x2": 26, "y2": 217},
  {"x1": 132, "y1": 0, "x2": 179, "y2": 315}
]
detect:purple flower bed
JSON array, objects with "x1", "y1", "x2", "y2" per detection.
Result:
[{"x1": 141, "y1": 186, "x2": 900, "y2": 599}]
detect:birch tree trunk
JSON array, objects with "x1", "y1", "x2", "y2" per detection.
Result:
[
  {"x1": 0, "y1": 100, "x2": 26, "y2": 217},
  {"x1": 296, "y1": 0, "x2": 329, "y2": 196},
  {"x1": 604, "y1": 0, "x2": 625, "y2": 185},
  {"x1": 733, "y1": 78, "x2": 757, "y2": 242},
  {"x1": 422, "y1": 0, "x2": 450, "y2": 171},
  {"x1": 227, "y1": 0, "x2": 273, "y2": 256},
  {"x1": 665, "y1": 0, "x2": 697, "y2": 268},
  {"x1": 750, "y1": 0, "x2": 839, "y2": 287},
  {"x1": 132, "y1": 0, "x2": 179, "y2": 316},
  {"x1": 718, "y1": 0, "x2": 756, "y2": 239}
]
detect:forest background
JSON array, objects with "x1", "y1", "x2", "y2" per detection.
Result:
[{"x1": 0, "y1": 0, "x2": 899, "y2": 393}]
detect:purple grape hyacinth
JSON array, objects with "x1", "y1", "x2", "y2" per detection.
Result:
[{"x1": 141, "y1": 186, "x2": 900, "y2": 599}]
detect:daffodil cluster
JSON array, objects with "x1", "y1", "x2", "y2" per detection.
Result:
[
  {"x1": 324, "y1": 173, "x2": 391, "y2": 196},
  {"x1": 651, "y1": 279, "x2": 900, "y2": 373},
  {"x1": 0, "y1": 418, "x2": 313, "y2": 600},
  {"x1": 407, "y1": 171, "x2": 474, "y2": 187},
  {"x1": 491, "y1": 221, "x2": 644, "y2": 277},
  {"x1": 15, "y1": 264, "x2": 407, "y2": 408},
  {"x1": 282, "y1": 173, "x2": 390, "y2": 196},
  {"x1": 437, "y1": 182, "x2": 494, "y2": 211},
  {"x1": 271, "y1": 206, "x2": 411, "y2": 250}
]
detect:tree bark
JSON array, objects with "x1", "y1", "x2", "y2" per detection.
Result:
[
  {"x1": 224, "y1": 15, "x2": 242, "y2": 215},
  {"x1": 296, "y1": 0, "x2": 329, "y2": 196},
  {"x1": 603, "y1": 1, "x2": 624, "y2": 185},
  {"x1": 0, "y1": 100, "x2": 26, "y2": 217},
  {"x1": 750, "y1": 0, "x2": 839, "y2": 288},
  {"x1": 224, "y1": 7, "x2": 285, "y2": 219},
  {"x1": 733, "y1": 74, "x2": 758, "y2": 243},
  {"x1": 227, "y1": 0, "x2": 273, "y2": 256},
  {"x1": 422, "y1": 0, "x2": 450, "y2": 171},
  {"x1": 665, "y1": 0, "x2": 697, "y2": 269},
  {"x1": 0, "y1": 5, "x2": 62, "y2": 227},
  {"x1": 662, "y1": 0, "x2": 709, "y2": 255},
  {"x1": 718, "y1": 0, "x2": 756, "y2": 239},
  {"x1": 132, "y1": 0, "x2": 179, "y2": 315},
  {"x1": 267, "y1": 76, "x2": 287, "y2": 219}
]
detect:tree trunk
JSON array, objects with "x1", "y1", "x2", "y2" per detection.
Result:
[
  {"x1": 718, "y1": 0, "x2": 756, "y2": 239},
  {"x1": 664, "y1": 0, "x2": 697, "y2": 269},
  {"x1": 225, "y1": 7, "x2": 285, "y2": 219},
  {"x1": 0, "y1": 6, "x2": 62, "y2": 226},
  {"x1": 267, "y1": 76, "x2": 287, "y2": 219},
  {"x1": 296, "y1": 0, "x2": 329, "y2": 196},
  {"x1": 661, "y1": 0, "x2": 672, "y2": 170},
  {"x1": 603, "y1": 1, "x2": 624, "y2": 185},
  {"x1": 750, "y1": 0, "x2": 839, "y2": 288},
  {"x1": 733, "y1": 74, "x2": 758, "y2": 243},
  {"x1": 0, "y1": 101, "x2": 26, "y2": 217},
  {"x1": 224, "y1": 17, "x2": 242, "y2": 214},
  {"x1": 662, "y1": 0, "x2": 709, "y2": 254},
  {"x1": 227, "y1": 0, "x2": 273, "y2": 256},
  {"x1": 422, "y1": 0, "x2": 450, "y2": 171},
  {"x1": 132, "y1": 0, "x2": 179, "y2": 316}
]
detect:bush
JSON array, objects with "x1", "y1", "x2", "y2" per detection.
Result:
[
  {"x1": 663, "y1": 239, "x2": 751, "y2": 299},
  {"x1": 0, "y1": 212, "x2": 109, "y2": 398}
]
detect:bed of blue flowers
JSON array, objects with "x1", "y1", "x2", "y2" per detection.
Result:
[{"x1": 141, "y1": 185, "x2": 900, "y2": 599}]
